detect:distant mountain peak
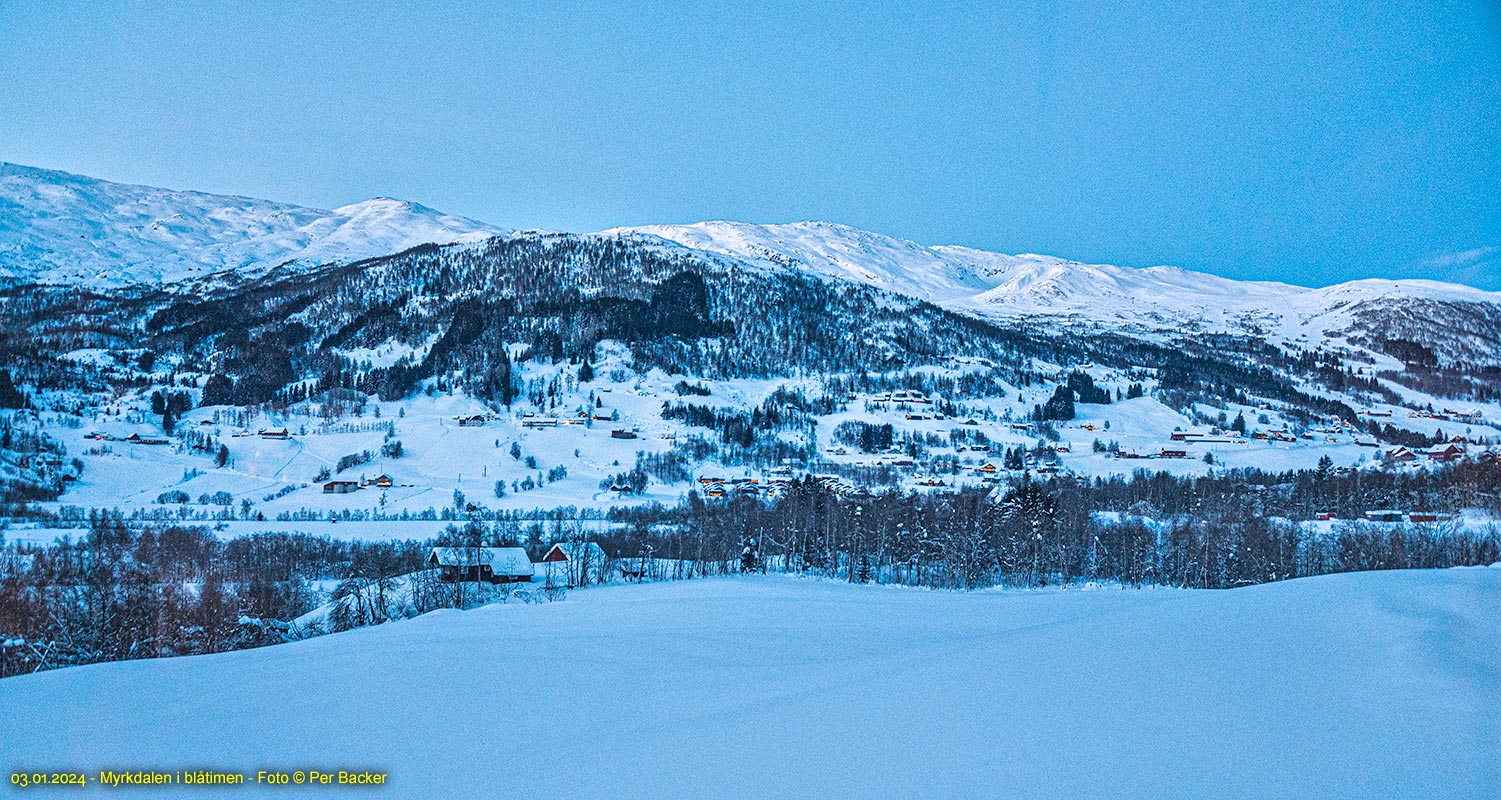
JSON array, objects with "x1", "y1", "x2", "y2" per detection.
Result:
[{"x1": 0, "y1": 163, "x2": 508, "y2": 288}]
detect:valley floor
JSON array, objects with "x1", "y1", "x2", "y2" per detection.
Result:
[{"x1": 1, "y1": 569, "x2": 1497, "y2": 799}]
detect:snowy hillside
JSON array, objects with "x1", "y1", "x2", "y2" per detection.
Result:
[
  {"x1": 0, "y1": 163, "x2": 507, "y2": 287},
  {"x1": 611, "y1": 220, "x2": 1501, "y2": 347},
  {"x1": 2, "y1": 569, "x2": 1495, "y2": 799}
]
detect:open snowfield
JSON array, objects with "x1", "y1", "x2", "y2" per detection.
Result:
[{"x1": 3, "y1": 568, "x2": 1496, "y2": 798}]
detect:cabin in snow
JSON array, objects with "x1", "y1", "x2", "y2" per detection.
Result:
[
  {"x1": 323, "y1": 480, "x2": 360, "y2": 494},
  {"x1": 540, "y1": 541, "x2": 610, "y2": 586},
  {"x1": 259, "y1": 428, "x2": 290, "y2": 440},
  {"x1": 428, "y1": 547, "x2": 534, "y2": 584}
]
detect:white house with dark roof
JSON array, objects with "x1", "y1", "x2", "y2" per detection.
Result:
[{"x1": 428, "y1": 546, "x2": 534, "y2": 584}]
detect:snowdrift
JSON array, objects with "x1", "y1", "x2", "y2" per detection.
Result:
[{"x1": 1, "y1": 568, "x2": 1496, "y2": 799}]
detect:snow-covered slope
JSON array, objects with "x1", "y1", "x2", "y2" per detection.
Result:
[
  {"x1": 2, "y1": 569, "x2": 1495, "y2": 798},
  {"x1": 0, "y1": 163, "x2": 507, "y2": 287},
  {"x1": 610, "y1": 220, "x2": 1501, "y2": 345}
]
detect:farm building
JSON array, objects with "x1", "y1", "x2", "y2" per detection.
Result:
[
  {"x1": 323, "y1": 480, "x2": 360, "y2": 494},
  {"x1": 1384, "y1": 447, "x2": 1417, "y2": 463},
  {"x1": 124, "y1": 433, "x2": 169, "y2": 445},
  {"x1": 540, "y1": 541, "x2": 610, "y2": 586},
  {"x1": 258, "y1": 428, "x2": 290, "y2": 440},
  {"x1": 428, "y1": 547, "x2": 534, "y2": 584},
  {"x1": 1425, "y1": 444, "x2": 1465, "y2": 463},
  {"x1": 1364, "y1": 510, "x2": 1405, "y2": 523}
]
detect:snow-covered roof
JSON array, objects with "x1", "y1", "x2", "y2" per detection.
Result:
[
  {"x1": 544, "y1": 541, "x2": 608, "y2": 562},
  {"x1": 429, "y1": 546, "x2": 533, "y2": 576}
]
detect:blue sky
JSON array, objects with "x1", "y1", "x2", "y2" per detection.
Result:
[{"x1": 2, "y1": 1, "x2": 1498, "y2": 288}]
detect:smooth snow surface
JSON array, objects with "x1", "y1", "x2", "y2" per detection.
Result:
[{"x1": 3, "y1": 569, "x2": 1496, "y2": 798}]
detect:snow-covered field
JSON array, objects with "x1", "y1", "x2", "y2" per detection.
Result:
[{"x1": 3, "y1": 568, "x2": 1496, "y2": 798}]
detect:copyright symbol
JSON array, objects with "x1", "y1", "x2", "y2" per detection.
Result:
[{"x1": 293, "y1": 771, "x2": 305, "y2": 784}]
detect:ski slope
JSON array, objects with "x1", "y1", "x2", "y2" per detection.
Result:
[{"x1": 3, "y1": 568, "x2": 1496, "y2": 799}]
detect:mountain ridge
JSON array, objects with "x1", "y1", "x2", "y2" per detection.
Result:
[
  {"x1": 0, "y1": 162, "x2": 508, "y2": 287},
  {"x1": 2, "y1": 163, "x2": 1498, "y2": 363},
  {"x1": 608, "y1": 220, "x2": 1501, "y2": 353}
]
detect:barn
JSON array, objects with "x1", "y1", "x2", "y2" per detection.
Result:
[
  {"x1": 539, "y1": 541, "x2": 610, "y2": 586},
  {"x1": 428, "y1": 547, "x2": 534, "y2": 584}
]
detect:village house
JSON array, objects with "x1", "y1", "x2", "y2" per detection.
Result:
[
  {"x1": 1425, "y1": 443, "x2": 1465, "y2": 463},
  {"x1": 322, "y1": 480, "x2": 360, "y2": 494},
  {"x1": 540, "y1": 541, "x2": 610, "y2": 586},
  {"x1": 124, "y1": 433, "x2": 169, "y2": 445},
  {"x1": 428, "y1": 547, "x2": 534, "y2": 584},
  {"x1": 258, "y1": 428, "x2": 290, "y2": 440},
  {"x1": 1384, "y1": 446, "x2": 1417, "y2": 463}
]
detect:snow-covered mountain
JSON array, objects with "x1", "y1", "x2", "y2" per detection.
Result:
[
  {"x1": 609, "y1": 220, "x2": 1501, "y2": 349},
  {"x1": 0, "y1": 163, "x2": 507, "y2": 287},
  {"x1": 3, "y1": 163, "x2": 1497, "y2": 360}
]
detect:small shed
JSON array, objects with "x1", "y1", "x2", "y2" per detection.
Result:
[{"x1": 428, "y1": 547, "x2": 534, "y2": 584}]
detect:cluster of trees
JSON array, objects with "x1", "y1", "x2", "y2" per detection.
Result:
[
  {"x1": 633, "y1": 468, "x2": 1498, "y2": 591},
  {"x1": 5, "y1": 455, "x2": 1498, "y2": 677},
  {"x1": 0, "y1": 515, "x2": 437, "y2": 677},
  {"x1": 149, "y1": 390, "x2": 192, "y2": 434},
  {"x1": 833, "y1": 421, "x2": 895, "y2": 453}
]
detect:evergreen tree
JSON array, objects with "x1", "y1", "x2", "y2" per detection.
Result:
[{"x1": 0, "y1": 369, "x2": 24, "y2": 408}]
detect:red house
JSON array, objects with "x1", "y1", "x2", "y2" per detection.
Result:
[
  {"x1": 1425, "y1": 444, "x2": 1465, "y2": 463},
  {"x1": 540, "y1": 541, "x2": 610, "y2": 586}
]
